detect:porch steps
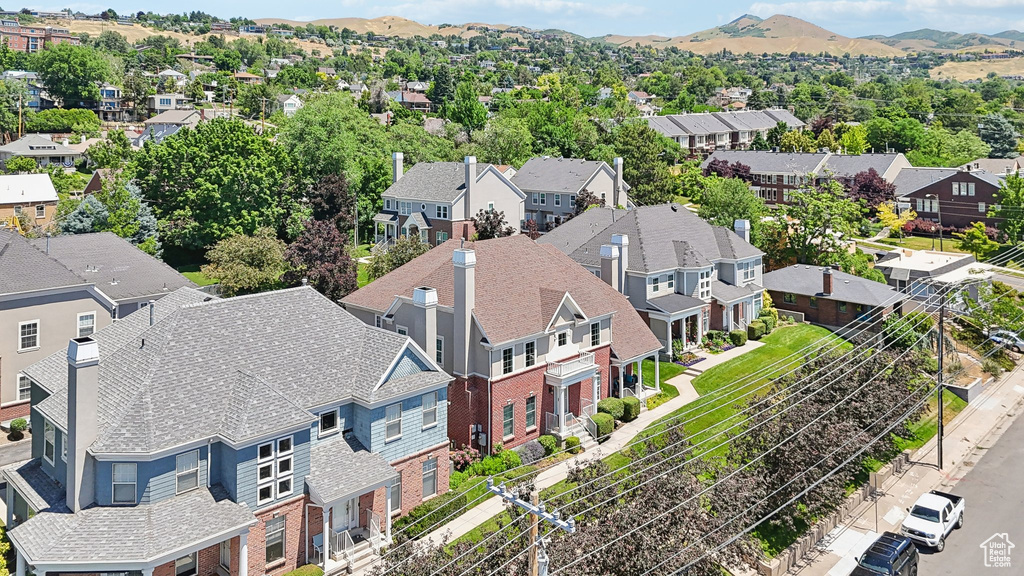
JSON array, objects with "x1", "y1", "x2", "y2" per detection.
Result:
[
  {"x1": 325, "y1": 540, "x2": 375, "y2": 576},
  {"x1": 567, "y1": 421, "x2": 599, "y2": 453}
]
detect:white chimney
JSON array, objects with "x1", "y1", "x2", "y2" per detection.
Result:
[
  {"x1": 413, "y1": 287, "x2": 438, "y2": 366},
  {"x1": 613, "y1": 157, "x2": 624, "y2": 208},
  {"x1": 611, "y1": 234, "x2": 629, "y2": 296},
  {"x1": 464, "y1": 156, "x2": 477, "y2": 220},
  {"x1": 66, "y1": 336, "x2": 99, "y2": 512},
  {"x1": 61, "y1": 137, "x2": 69, "y2": 147},
  {"x1": 600, "y1": 244, "x2": 620, "y2": 292},
  {"x1": 453, "y1": 248, "x2": 476, "y2": 377},
  {"x1": 734, "y1": 219, "x2": 751, "y2": 243},
  {"x1": 392, "y1": 152, "x2": 403, "y2": 184}
]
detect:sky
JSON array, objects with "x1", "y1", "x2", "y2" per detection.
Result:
[{"x1": 38, "y1": 0, "x2": 1024, "y2": 38}]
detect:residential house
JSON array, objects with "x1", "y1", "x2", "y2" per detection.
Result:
[
  {"x1": 627, "y1": 90, "x2": 653, "y2": 107},
  {"x1": 146, "y1": 93, "x2": 191, "y2": 116},
  {"x1": 156, "y1": 69, "x2": 187, "y2": 88},
  {"x1": 959, "y1": 157, "x2": 1022, "y2": 176},
  {"x1": 647, "y1": 109, "x2": 805, "y2": 155},
  {"x1": 0, "y1": 19, "x2": 79, "y2": 52},
  {"x1": 137, "y1": 109, "x2": 203, "y2": 146},
  {"x1": 0, "y1": 230, "x2": 115, "y2": 420},
  {"x1": 538, "y1": 204, "x2": 765, "y2": 354},
  {"x1": 762, "y1": 265, "x2": 908, "y2": 332},
  {"x1": 233, "y1": 71, "x2": 263, "y2": 85},
  {"x1": 342, "y1": 235, "x2": 663, "y2": 453},
  {"x1": 373, "y1": 154, "x2": 525, "y2": 248},
  {"x1": 0, "y1": 173, "x2": 59, "y2": 228},
  {"x1": 386, "y1": 91, "x2": 432, "y2": 113},
  {"x1": 0, "y1": 135, "x2": 80, "y2": 169},
  {"x1": 701, "y1": 150, "x2": 910, "y2": 205},
  {"x1": 894, "y1": 166, "x2": 1003, "y2": 229},
  {"x1": 873, "y1": 248, "x2": 983, "y2": 299},
  {"x1": 406, "y1": 81, "x2": 428, "y2": 92},
  {"x1": 511, "y1": 157, "x2": 630, "y2": 231},
  {"x1": 7, "y1": 285, "x2": 452, "y2": 576},
  {"x1": 97, "y1": 83, "x2": 124, "y2": 122},
  {"x1": 277, "y1": 94, "x2": 303, "y2": 118}
]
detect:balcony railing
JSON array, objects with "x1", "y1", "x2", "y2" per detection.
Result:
[{"x1": 546, "y1": 351, "x2": 595, "y2": 378}]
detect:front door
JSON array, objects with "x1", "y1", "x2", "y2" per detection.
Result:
[{"x1": 345, "y1": 497, "x2": 359, "y2": 530}]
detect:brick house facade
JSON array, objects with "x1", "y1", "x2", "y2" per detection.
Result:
[
  {"x1": 895, "y1": 167, "x2": 1003, "y2": 230},
  {"x1": 763, "y1": 266, "x2": 908, "y2": 332}
]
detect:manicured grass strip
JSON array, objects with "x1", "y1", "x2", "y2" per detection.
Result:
[{"x1": 176, "y1": 264, "x2": 218, "y2": 286}]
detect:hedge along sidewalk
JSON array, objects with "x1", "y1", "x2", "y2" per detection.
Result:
[{"x1": 420, "y1": 342, "x2": 763, "y2": 547}]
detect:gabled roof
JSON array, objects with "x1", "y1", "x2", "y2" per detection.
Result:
[
  {"x1": 0, "y1": 173, "x2": 58, "y2": 204},
  {"x1": 511, "y1": 157, "x2": 629, "y2": 194},
  {"x1": 894, "y1": 167, "x2": 1003, "y2": 196},
  {"x1": 0, "y1": 230, "x2": 90, "y2": 295},
  {"x1": 306, "y1": 435, "x2": 397, "y2": 505},
  {"x1": 647, "y1": 109, "x2": 805, "y2": 139},
  {"x1": 25, "y1": 286, "x2": 450, "y2": 455},
  {"x1": 821, "y1": 153, "x2": 908, "y2": 179},
  {"x1": 28, "y1": 232, "x2": 194, "y2": 302},
  {"x1": 762, "y1": 265, "x2": 908, "y2": 307},
  {"x1": 701, "y1": 150, "x2": 828, "y2": 174},
  {"x1": 342, "y1": 235, "x2": 662, "y2": 361},
  {"x1": 143, "y1": 109, "x2": 201, "y2": 126},
  {"x1": 538, "y1": 203, "x2": 763, "y2": 273},
  {"x1": 0, "y1": 134, "x2": 77, "y2": 157},
  {"x1": 383, "y1": 161, "x2": 513, "y2": 203}
]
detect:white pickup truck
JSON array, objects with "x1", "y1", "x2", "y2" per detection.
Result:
[{"x1": 900, "y1": 490, "x2": 964, "y2": 552}]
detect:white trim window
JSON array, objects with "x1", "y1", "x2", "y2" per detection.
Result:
[
  {"x1": 386, "y1": 403, "x2": 403, "y2": 441},
  {"x1": 18, "y1": 320, "x2": 39, "y2": 351},
  {"x1": 435, "y1": 231, "x2": 449, "y2": 243},
  {"x1": 557, "y1": 331, "x2": 567, "y2": 347},
  {"x1": 436, "y1": 336, "x2": 444, "y2": 365},
  {"x1": 77, "y1": 311, "x2": 96, "y2": 337},
  {"x1": 175, "y1": 553, "x2": 198, "y2": 576},
  {"x1": 525, "y1": 341, "x2": 536, "y2": 368},
  {"x1": 422, "y1": 457, "x2": 437, "y2": 499},
  {"x1": 61, "y1": 434, "x2": 66, "y2": 462},
  {"x1": 43, "y1": 421, "x2": 55, "y2": 464},
  {"x1": 652, "y1": 276, "x2": 660, "y2": 293},
  {"x1": 539, "y1": 193, "x2": 546, "y2": 206},
  {"x1": 526, "y1": 395, "x2": 536, "y2": 430},
  {"x1": 502, "y1": 404, "x2": 514, "y2": 439},
  {"x1": 319, "y1": 408, "x2": 340, "y2": 438},
  {"x1": 112, "y1": 463, "x2": 137, "y2": 504},
  {"x1": 34, "y1": 204, "x2": 45, "y2": 219},
  {"x1": 175, "y1": 450, "x2": 200, "y2": 494},
  {"x1": 501, "y1": 348, "x2": 513, "y2": 374},
  {"x1": 532, "y1": 193, "x2": 539, "y2": 205},
  {"x1": 435, "y1": 205, "x2": 449, "y2": 219},
  {"x1": 265, "y1": 516, "x2": 286, "y2": 564},
  {"x1": 979, "y1": 202, "x2": 986, "y2": 213},
  {"x1": 375, "y1": 315, "x2": 382, "y2": 328},
  {"x1": 17, "y1": 374, "x2": 31, "y2": 402},
  {"x1": 422, "y1": 391, "x2": 437, "y2": 429},
  {"x1": 569, "y1": 195, "x2": 576, "y2": 208},
  {"x1": 390, "y1": 474, "x2": 403, "y2": 514},
  {"x1": 554, "y1": 194, "x2": 561, "y2": 207},
  {"x1": 590, "y1": 322, "x2": 601, "y2": 346},
  {"x1": 397, "y1": 325, "x2": 408, "y2": 336},
  {"x1": 699, "y1": 270, "x2": 712, "y2": 299},
  {"x1": 257, "y1": 436, "x2": 293, "y2": 505}
]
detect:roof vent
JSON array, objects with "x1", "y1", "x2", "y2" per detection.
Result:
[{"x1": 671, "y1": 205, "x2": 678, "y2": 212}]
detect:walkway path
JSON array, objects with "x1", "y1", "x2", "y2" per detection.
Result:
[{"x1": 421, "y1": 341, "x2": 763, "y2": 546}]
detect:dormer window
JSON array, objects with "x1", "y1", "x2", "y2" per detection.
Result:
[
  {"x1": 557, "y1": 331, "x2": 567, "y2": 347},
  {"x1": 112, "y1": 463, "x2": 137, "y2": 504},
  {"x1": 175, "y1": 450, "x2": 200, "y2": 494},
  {"x1": 319, "y1": 409, "x2": 340, "y2": 438},
  {"x1": 590, "y1": 322, "x2": 601, "y2": 346}
]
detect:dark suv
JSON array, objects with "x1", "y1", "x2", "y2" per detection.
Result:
[{"x1": 850, "y1": 532, "x2": 919, "y2": 576}]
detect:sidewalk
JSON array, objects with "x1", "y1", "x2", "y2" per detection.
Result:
[
  {"x1": 773, "y1": 361, "x2": 1024, "y2": 576},
  {"x1": 423, "y1": 341, "x2": 763, "y2": 545}
]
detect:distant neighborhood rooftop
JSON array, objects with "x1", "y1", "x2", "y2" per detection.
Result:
[{"x1": 0, "y1": 173, "x2": 58, "y2": 205}]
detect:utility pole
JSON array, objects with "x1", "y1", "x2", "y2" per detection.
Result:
[
  {"x1": 17, "y1": 93, "x2": 22, "y2": 138},
  {"x1": 260, "y1": 97, "x2": 265, "y2": 131},
  {"x1": 488, "y1": 480, "x2": 575, "y2": 576},
  {"x1": 937, "y1": 290, "x2": 945, "y2": 470}
]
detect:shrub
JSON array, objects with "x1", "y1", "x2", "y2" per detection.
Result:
[
  {"x1": 450, "y1": 444, "x2": 481, "y2": 472},
  {"x1": 672, "y1": 338, "x2": 686, "y2": 360},
  {"x1": 499, "y1": 447, "x2": 522, "y2": 470},
  {"x1": 591, "y1": 412, "x2": 615, "y2": 438},
  {"x1": 621, "y1": 396, "x2": 641, "y2": 422},
  {"x1": 982, "y1": 359, "x2": 1004, "y2": 377},
  {"x1": 391, "y1": 489, "x2": 469, "y2": 538},
  {"x1": 516, "y1": 440, "x2": 545, "y2": 465},
  {"x1": 449, "y1": 471, "x2": 469, "y2": 490},
  {"x1": 747, "y1": 320, "x2": 766, "y2": 340},
  {"x1": 538, "y1": 434, "x2": 557, "y2": 456},
  {"x1": 282, "y1": 565, "x2": 324, "y2": 576},
  {"x1": 760, "y1": 312, "x2": 777, "y2": 333},
  {"x1": 492, "y1": 442, "x2": 505, "y2": 455},
  {"x1": 10, "y1": 418, "x2": 27, "y2": 433},
  {"x1": 597, "y1": 397, "x2": 625, "y2": 420},
  {"x1": 729, "y1": 329, "x2": 748, "y2": 346},
  {"x1": 647, "y1": 392, "x2": 671, "y2": 411},
  {"x1": 566, "y1": 436, "x2": 582, "y2": 454}
]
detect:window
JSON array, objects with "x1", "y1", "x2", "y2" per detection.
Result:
[
  {"x1": 17, "y1": 374, "x2": 31, "y2": 402},
  {"x1": 501, "y1": 348, "x2": 513, "y2": 374},
  {"x1": 569, "y1": 195, "x2": 576, "y2": 208},
  {"x1": 390, "y1": 474, "x2": 402, "y2": 514},
  {"x1": 319, "y1": 409, "x2": 339, "y2": 437},
  {"x1": 557, "y1": 331, "x2": 567, "y2": 347},
  {"x1": 435, "y1": 205, "x2": 449, "y2": 219},
  {"x1": 435, "y1": 231, "x2": 449, "y2": 243},
  {"x1": 968, "y1": 182, "x2": 976, "y2": 196},
  {"x1": 502, "y1": 403, "x2": 514, "y2": 438},
  {"x1": 784, "y1": 293, "x2": 796, "y2": 304},
  {"x1": 265, "y1": 516, "x2": 286, "y2": 564},
  {"x1": 175, "y1": 553, "x2": 197, "y2": 576},
  {"x1": 487, "y1": 202, "x2": 494, "y2": 211},
  {"x1": 525, "y1": 341, "x2": 536, "y2": 367},
  {"x1": 532, "y1": 193, "x2": 539, "y2": 205},
  {"x1": 385, "y1": 199, "x2": 392, "y2": 210},
  {"x1": 43, "y1": 421, "x2": 54, "y2": 464},
  {"x1": 526, "y1": 396, "x2": 536, "y2": 429},
  {"x1": 375, "y1": 315, "x2": 382, "y2": 328},
  {"x1": 397, "y1": 326, "x2": 408, "y2": 336},
  {"x1": 422, "y1": 458, "x2": 437, "y2": 499},
  {"x1": 422, "y1": 392, "x2": 437, "y2": 429},
  {"x1": 386, "y1": 403, "x2": 402, "y2": 441},
  {"x1": 18, "y1": 320, "x2": 38, "y2": 351},
  {"x1": 699, "y1": 270, "x2": 712, "y2": 299},
  {"x1": 61, "y1": 434, "x2": 66, "y2": 461},
  {"x1": 652, "y1": 276, "x2": 660, "y2": 293},
  {"x1": 220, "y1": 541, "x2": 231, "y2": 571},
  {"x1": 979, "y1": 202, "x2": 986, "y2": 213},
  {"x1": 436, "y1": 336, "x2": 444, "y2": 365},
  {"x1": 159, "y1": 98, "x2": 171, "y2": 107},
  {"x1": 809, "y1": 297, "x2": 818, "y2": 309},
  {"x1": 257, "y1": 437, "x2": 293, "y2": 505},
  {"x1": 13, "y1": 206, "x2": 21, "y2": 215},
  {"x1": 175, "y1": 450, "x2": 199, "y2": 494},
  {"x1": 34, "y1": 205, "x2": 44, "y2": 219},
  {"x1": 77, "y1": 312, "x2": 95, "y2": 337},
  {"x1": 667, "y1": 275, "x2": 674, "y2": 290},
  {"x1": 112, "y1": 463, "x2": 137, "y2": 504},
  {"x1": 839, "y1": 301, "x2": 847, "y2": 313},
  {"x1": 554, "y1": 194, "x2": 561, "y2": 207},
  {"x1": 539, "y1": 193, "x2": 546, "y2": 206},
  {"x1": 590, "y1": 322, "x2": 600, "y2": 346},
  {"x1": 399, "y1": 201, "x2": 411, "y2": 216}
]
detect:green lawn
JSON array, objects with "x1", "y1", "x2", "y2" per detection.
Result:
[
  {"x1": 877, "y1": 235, "x2": 967, "y2": 254},
  {"x1": 357, "y1": 263, "x2": 371, "y2": 287},
  {"x1": 176, "y1": 264, "x2": 218, "y2": 286},
  {"x1": 642, "y1": 358, "x2": 686, "y2": 409},
  {"x1": 895, "y1": 389, "x2": 968, "y2": 453},
  {"x1": 351, "y1": 243, "x2": 372, "y2": 259}
]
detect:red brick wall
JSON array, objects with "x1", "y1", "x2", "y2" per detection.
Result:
[
  {"x1": 389, "y1": 442, "x2": 451, "y2": 514},
  {"x1": 152, "y1": 542, "x2": 221, "y2": 576},
  {"x1": 0, "y1": 400, "x2": 30, "y2": 422},
  {"x1": 448, "y1": 375, "x2": 490, "y2": 450},
  {"x1": 769, "y1": 290, "x2": 889, "y2": 332},
  {"x1": 251, "y1": 495, "x2": 307, "y2": 576}
]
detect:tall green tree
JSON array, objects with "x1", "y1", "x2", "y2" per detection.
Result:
[
  {"x1": 613, "y1": 122, "x2": 677, "y2": 206},
  {"x1": 980, "y1": 114, "x2": 1019, "y2": 159},
  {"x1": 954, "y1": 222, "x2": 999, "y2": 260},
  {"x1": 478, "y1": 116, "x2": 533, "y2": 167},
  {"x1": 85, "y1": 131, "x2": 133, "y2": 169},
  {"x1": 785, "y1": 179, "x2": 864, "y2": 265},
  {"x1": 446, "y1": 81, "x2": 487, "y2": 134},
  {"x1": 698, "y1": 177, "x2": 765, "y2": 239},
  {"x1": 33, "y1": 43, "x2": 110, "y2": 105},
  {"x1": 366, "y1": 234, "x2": 429, "y2": 281},
  {"x1": 991, "y1": 172, "x2": 1024, "y2": 243},
  {"x1": 201, "y1": 228, "x2": 287, "y2": 296}
]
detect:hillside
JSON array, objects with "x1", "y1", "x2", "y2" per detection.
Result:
[
  {"x1": 253, "y1": 15, "x2": 576, "y2": 41},
  {"x1": 930, "y1": 56, "x2": 1024, "y2": 81},
  {"x1": 863, "y1": 28, "x2": 1023, "y2": 52}
]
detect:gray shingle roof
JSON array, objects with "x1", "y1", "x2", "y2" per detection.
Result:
[
  {"x1": 821, "y1": 153, "x2": 906, "y2": 179},
  {"x1": 762, "y1": 265, "x2": 908, "y2": 307},
  {"x1": 8, "y1": 485, "x2": 255, "y2": 565},
  {"x1": 28, "y1": 232, "x2": 194, "y2": 302},
  {"x1": 0, "y1": 230, "x2": 91, "y2": 295},
  {"x1": 893, "y1": 168, "x2": 959, "y2": 196},
  {"x1": 511, "y1": 157, "x2": 628, "y2": 194},
  {"x1": 711, "y1": 280, "x2": 762, "y2": 302},
  {"x1": 701, "y1": 150, "x2": 828, "y2": 175},
  {"x1": 646, "y1": 292, "x2": 705, "y2": 314},
  {"x1": 2, "y1": 460, "x2": 65, "y2": 513},
  {"x1": 0, "y1": 134, "x2": 77, "y2": 158},
  {"x1": 647, "y1": 110, "x2": 805, "y2": 139},
  {"x1": 26, "y1": 286, "x2": 450, "y2": 455},
  {"x1": 383, "y1": 161, "x2": 495, "y2": 203},
  {"x1": 538, "y1": 204, "x2": 762, "y2": 273},
  {"x1": 306, "y1": 435, "x2": 398, "y2": 505}
]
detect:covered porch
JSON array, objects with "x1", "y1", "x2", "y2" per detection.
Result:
[
  {"x1": 711, "y1": 282, "x2": 763, "y2": 332},
  {"x1": 306, "y1": 435, "x2": 397, "y2": 575},
  {"x1": 544, "y1": 351, "x2": 599, "y2": 440},
  {"x1": 646, "y1": 293, "x2": 708, "y2": 356},
  {"x1": 611, "y1": 351, "x2": 661, "y2": 405},
  {"x1": 372, "y1": 213, "x2": 398, "y2": 251}
]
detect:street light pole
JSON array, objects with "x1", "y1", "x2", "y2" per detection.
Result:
[{"x1": 926, "y1": 193, "x2": 944, "y2": 251}]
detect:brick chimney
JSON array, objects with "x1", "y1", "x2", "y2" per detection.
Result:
[
  {"x1": 463, "y1": 156, "x2": 477, "y2": 220},
  {"x1": 453, "y1": 248, "x2": 476, "y2": 377},
  {"x1": 392, "y1": 152, "x2": 403, "y2": 184},
  {"x1": 66, "y1": 336, "x2": 99, "y2": 512},
  {"x1": 822, "y1": 268, "x2": 833, "y2": 297},
  {"x1": 613, "y1": 157, "x2": 624, "y2": 208},
  {"x1": 413, "y1": 287, "x2": 438, "y2": 366},
  {"x1": 600, "y1": 244, "x2": 620, "y2": 292}
]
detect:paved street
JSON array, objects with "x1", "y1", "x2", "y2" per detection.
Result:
[{"x1": 919, "y1": 408, "x2": 1024, "y2": 574}]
